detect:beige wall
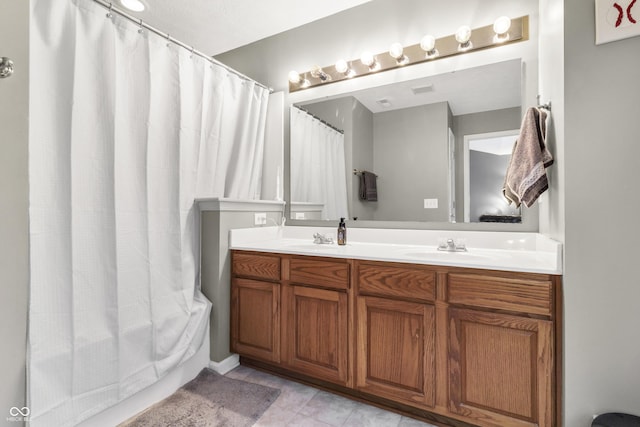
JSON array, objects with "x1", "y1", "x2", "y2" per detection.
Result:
[{"x1": 0, "y1": 1, "x2": 29, "y2": 426}]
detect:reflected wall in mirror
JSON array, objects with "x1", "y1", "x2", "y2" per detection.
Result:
[
  {"x1": 464, "y1": 129, "x2": 522, "y2": 223},
  {"x1": 290, "y1": 59, "x2": 522, "y2": 223}
]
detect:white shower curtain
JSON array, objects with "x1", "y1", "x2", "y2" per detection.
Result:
[
  {"x1": 27, "y1": 1, "x2": 269, "y2": 426},
  {"x1": 290, "y1": 107, "x2": 349, "y2": 220}
]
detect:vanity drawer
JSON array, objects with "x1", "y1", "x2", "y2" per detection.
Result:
[
  {"x1": 447, "y1": 273, "x2": 552, "y2": 316},
  {"x1": 357, "y1": 262, "x2": 436, "y2": 302},
  {"x1": 289, "y1": 257, "x2": 349, "y2": 290},
  {"x1": 232, "y1": 251, "x2": 281, "y2": 281}
]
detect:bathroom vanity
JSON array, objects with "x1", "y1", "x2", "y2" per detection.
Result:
[{"x1": 229, "y1": 227, "x2": 562, "y2": 427}]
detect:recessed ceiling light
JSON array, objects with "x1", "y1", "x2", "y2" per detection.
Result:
[
  {"x1": 376, "y1": 98, "x2": 392, "y2": 108},
  {"x1": 119, "y1": 0, "x2": 145, "y2": 12},
  {"x1": 411, "y1": 84, "x2": 434, "y2": 95}
]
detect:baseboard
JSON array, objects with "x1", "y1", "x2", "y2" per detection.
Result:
[{"x1": 209, "y1": 354, "x2": 240, "y2": 375}]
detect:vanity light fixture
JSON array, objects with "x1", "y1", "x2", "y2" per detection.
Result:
[
  {"x1": 335, "y1": 59, "x2": 355, "y2": 78},
  {"x1": 119, "y1": 0, "x2": 146, "y2": 12},
  {"x1": 389, "y1": 43, "x2": 409, "y2": 65},
  {"x1": 288, "y1": 15, "x2": 529, "y2": 93},
  {"x1": 455, "y1": 25, "x2": 473, "y2": 51},
  {"x1": 419, "y1": 35, "x2": 439, "y2": 59},
  {"x1": 360, "y1": 51, "x2": 380, "y2": 71},
  {"x1": 493, "y1": 16, "x2": 512, "y2": 43}
]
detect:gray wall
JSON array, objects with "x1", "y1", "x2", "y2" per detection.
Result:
[
  {"x1": 468, "y1": 151, "x2": 512, "y2": 222},
  {"x1": 307, "y1": 99, "x2": 451, "y2": 222},
  {"x1": 303, "y1": 97, "x2": 376, "y2": 220},
  {"x1": 201, "y1": 210, "x2": 283, "y2": 363},
  {"x1": 373, "y1": 102, "x2": 450, "y2": 221},
  {"x1": 562, "y1": 0, "x2": 640, "y2": 424},
  {"x1": 351, "y1": 100, "x2": 375, "y2": 221},
  {"x1": 452, "y1": 107, "x2": 522, "y2": 221},
  {"x1": 0, "y1": 1, "x2": 29, "y2": 426}
]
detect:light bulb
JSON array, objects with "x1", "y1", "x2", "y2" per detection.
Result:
[
  {"x1": 389, "y1": 43, "x2": 408, "y2": 65},
  {"x1": 493, "y1": 16, "x2": 512, "y2": 36},
  {"x1": 493, "y1": 16, "x2": 511, "y2": 43},
  {"x1": 389, "y1": 43, "x2": 403, "y2": 59},
  {"x1": 420, "y1": 35, "x2": 438, "y2": 59},
  {"x1": 288, "y1": 70, "x2": 301, "y2": 84},
  {"x1": 455, "y1": 25, "x2": 472, "y2": 51},
  {"x1": 360, "y1": 51, "x2": 379, "y2": 71},
  {"x1": 120, "y1": 0, "x2": 145, "y2": 12},
  {"x1": 360, "y1": 51, "x2": 375, "y2": 67},
  {"x1": 335, "y1": 59, "x2": 348, "y2": 74},
  {"x1": 420, "y1": 35, "x2": 436, "y2": 52},
  {"x1": 335, "y1": 59, "x2": 355, "y2": 78},
  {"x1": 310, "y1": 65, "x2": 330, "y2": 81},
  {"x1": 455, "y1": 26, "x2": 472, "y2": 44}
]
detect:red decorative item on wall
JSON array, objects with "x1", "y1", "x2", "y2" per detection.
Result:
[{"x1": 595, "y1": 0, "x2": 640, "y2": 44}]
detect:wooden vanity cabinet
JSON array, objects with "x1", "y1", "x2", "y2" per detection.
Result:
[
  {"x1": 355, "y1": 261, "x2": 437, "y2": 410},
  {"x1": 447, "y1": 272, "x2": 557, "y2": 427},
  {"x1": 230, "y1": 252, "x2": 281, "y2": 363},
  {"x1": 230, "y1": 250, "x2": 561, "y2": 427},
  {"x1": 282, "y1": 257, "x2": 351, "y2": 386}
]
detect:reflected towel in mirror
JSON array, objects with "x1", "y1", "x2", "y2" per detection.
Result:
[{"x1": 359, "y1": 171, "x2": 378, "y2": 201}]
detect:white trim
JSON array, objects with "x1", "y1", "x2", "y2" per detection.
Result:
[
  {"x1": 290, "y1": 202, "x2": 324, "y2": 213},
  {"x1": 196, "y1": 198, "x2": 285, "y2": 212},
  {"x1": 209, "y1": 354, "x2": 240, "y2": 375}
]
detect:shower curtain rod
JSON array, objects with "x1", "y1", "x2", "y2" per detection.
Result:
[
  {"x1": 91, "y1": 0, "x2": 272, "y2": 92},
  {"x1": 294, "y1": 105, "x2": 344, "y2": 134}
]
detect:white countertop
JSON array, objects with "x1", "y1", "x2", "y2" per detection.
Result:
[{"x1": 229, "y1": 226, "x2": 563, "y2": 275}]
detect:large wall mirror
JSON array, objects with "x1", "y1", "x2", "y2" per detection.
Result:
[{"x1": 290, "y1": 58, "x2": 526, "y2": 226}]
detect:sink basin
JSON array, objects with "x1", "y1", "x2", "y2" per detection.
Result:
[
  {"x1": 401, "y1": 251, "x2": 489, "y2": 261},
  {"x1": 282, "y1": 243, "x2": 335, "y2": 251}
]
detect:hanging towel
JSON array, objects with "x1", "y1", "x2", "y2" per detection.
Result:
[
  {"x1": 359, "y1": 171, "x2": 378, "y2": 201},
  {"x1": 503, "y1": 107, "x2": 553, "y2": 208}
]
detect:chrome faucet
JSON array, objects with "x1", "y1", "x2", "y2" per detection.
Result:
[
  {"x1": 438, "y1": 238, "x2": 467, "y2": 252},
  {"x1": 313, "y1": 233, "x2": 334, "y2": 244}
]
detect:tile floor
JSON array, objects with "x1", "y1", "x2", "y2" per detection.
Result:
[{"x1": 225, "y1": 365, "x2": 437, "y2": 427}]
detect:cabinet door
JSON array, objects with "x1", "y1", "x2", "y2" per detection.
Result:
[
  {"x1": 231, "y1": 278, "x2": 280, "y2": 363},
  {"x1": 356, "y1": 296, "x2": 435, "y2": 409},
  {"x1": 283, "y1": 284, "x2": 349, "y2": 386},
  {"x1": 449, "y1": 308, "x2": 553, "y2": 427}
]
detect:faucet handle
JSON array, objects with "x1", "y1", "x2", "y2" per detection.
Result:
[{"x1": 455, "y1": 238, "x2": 468, "y2": 251}]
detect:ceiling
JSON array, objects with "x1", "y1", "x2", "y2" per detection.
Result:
[
  {"x1": 299, "y1": 59, "x2": 522, "y2": 117},
  {"x1": 349, "y1": 59, "x2": 522, "y2": 115},
  {"x1": 120, "y1": 0, "x2": 373, "y2": 56}
]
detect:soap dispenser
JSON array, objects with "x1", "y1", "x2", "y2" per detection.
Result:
[{"x1": 337, "y1": 218, "x2": 347, "y2": 246}]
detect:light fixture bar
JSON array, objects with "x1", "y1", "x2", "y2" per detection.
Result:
[{"x1": 289, "y1": 15, "x2": 529, "y2": 93}]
